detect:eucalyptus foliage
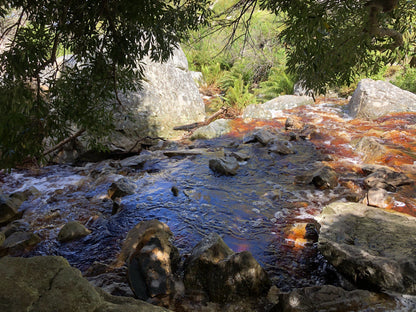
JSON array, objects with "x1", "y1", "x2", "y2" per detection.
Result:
[
  {"x1": 0, "y1": 0, "x2": 210, "y2": 168},
  {"x1": 254, "y1": 0, "x2": 416, "y2": 93}
]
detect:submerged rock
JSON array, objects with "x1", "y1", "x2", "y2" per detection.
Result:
[
  {"x1": 317, "y1": 201, "x2": 416, "y2": 294},
  {"x1": 0, "y1": 256, "x2": 170, "y2": 312},
  {"x1": 58, "y1": 221, "x2": 91, "y2": 242},
  {"x1": 276, "y1": 285, "x2": 398, "y2": 312},
  {"x1": 209, "y1": 156, "x2": 239, "y2": 176},
  {"x1": 183, "y1": 233, "x2": 271, "y2": 303},
  {"x1": 347, "y1": 79, "x2": 416, "y2": 120}
]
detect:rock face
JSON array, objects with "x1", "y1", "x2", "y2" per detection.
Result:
[
  {"x1": 55, "y1": 47, "x2": 205, "y2": 160},
  {"x1": 347, "y1": 79, "x2": 416, "y2": 120},
  {"x1": 317, "y1": 201, "x2": 416, "y2": 294},
  {"x1": 276, "y1": 285, "x2": 398, "y2": 312},
  {"x1": 0, "y1": 256, "x2": 170, "y2": 312},
  {"x1": 109, "y1": 47, "x2": 205, "y2": 152},
  {"x1": 242, "y1": 95, "x2": 314, "y2": 120},
  {"x1": 183, "y1": 233, "x2": 271, "y2": 303}
]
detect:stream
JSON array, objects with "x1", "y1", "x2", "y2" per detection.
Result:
[{"x1": 1, "y1": 98, "x2": 415, "y2": 294}]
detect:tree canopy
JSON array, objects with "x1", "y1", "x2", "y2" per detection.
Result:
[{"x1": 0, "y1": 0, "x2": 415, "y2": 168}]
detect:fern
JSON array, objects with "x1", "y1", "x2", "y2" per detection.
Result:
[{"x1": 255, "y1": 68, "x2": 294, "y2": 101}]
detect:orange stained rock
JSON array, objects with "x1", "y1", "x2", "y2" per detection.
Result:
[
  {"x1": 286, "y1": 223, "x2": 307, "y2": 249},
  {"x1": 228, "y1": 118, "x2": 285, "y2": 138}
]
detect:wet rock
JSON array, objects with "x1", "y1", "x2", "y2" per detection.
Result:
[
  {"x1": 89, "y1": 160, "x2": 121, "y2": 178},
  {"x1": 363, "y1": 166, "x2": 413, "y2": 192},
  {"x1": 304, "y1": 222, "x2": 320, "y2": 242},
  {"x1": 311, "y1": 166, "x2": 338, "y2": 189},
  {"x1": 209, "y1": 156, "x2": 239, "y2": 176},
  {"x1": 9, "y1": 186, "x2": 40, "y2": 202},
  {"x1": 268, "y1": 140, "x2": 295, "y2": 155},
  {"x1": 365, "y1": 188, "x2": 390, "y2": 208},
  {"x1": 0, "y1": 194, "x2": 23, "y2": 226},
  {"x1": 352, "y1": 136, "x2": 387, "y2": 163},
  {"x1": 121, "y1": 220, "x2": 180, "y2": 301},
  {"x1": 184, "y1": 233, "x2": 271, "y2": 303},
  {"x1": 171, "y1": 186, "x2": 179, "y2": 196},
  {"x1": 0, "y1": 231, "x2": 41, "y2": 256},
  {"x1": 317, "y1": 201, "x2": 416, "y2": 294},
  {"x1": 163, "y1": 148, "x2": 224, "y2": 158},
  {"x1": 347, "y1": 79, "x2": 416, "y2": 120},
  {"x1": 276, "y1": 285, "x2": 398, "y2": 312},
  {"x1": 87, "y1": 264, "x2": 134, "y2": 297},
  {"x1": 0, "y1": 232, "x2": 4, "y2": 246},
  {"x1": 108, "y1": 177, "x2": 136, "y2": 199},
  {"x1": 1, "y1": 220, "x2": 31, "y2": 237},
  {"x1": 191, "y1": 119, "x2": 232, "y2": 140},
  {"x1": 228, "y1": 151, "x2": 250, "y2": 161},
  {"x1": 285, "y1": 116, "x2": 304, "y2": 131},
  {"x1": 253, "y1": 128, "x2": 277, "y2": 145},
  {"x1": 242, "y1": 95, "x2": 313, "y2": 120},
  {"x1": 120, "y1": 154, "x2": 152, "y2": 168},
  {"x1": 0, "y1": 255, "x2": 170, "y2": 312},
  {"x1": 58, "y1": 221, "x2": 91, "y2": 242},
  {"x1": 299, "y1": 124, "x2": 318, "y2": 140}
]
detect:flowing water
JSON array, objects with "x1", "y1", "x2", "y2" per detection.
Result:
[{"x1": 1, "y1": 98, "x2": 416, "y2": 293}]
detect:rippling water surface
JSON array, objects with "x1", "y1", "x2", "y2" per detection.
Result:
[{"x1": 1, "y1": 99, "x2": 415, "y2": 292}]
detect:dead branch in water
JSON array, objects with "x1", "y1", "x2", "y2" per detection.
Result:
[{"x1": 173, "y1": 106, "x2": 227, "y2": 131}]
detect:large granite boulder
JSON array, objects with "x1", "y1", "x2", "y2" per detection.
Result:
[
  {"x1": 109, "y1": 47, "x2": 205, "y2": 152},
  {"x1": 183, "y1": 233, "x2": 271, "y2": 303},
  {"x1": 55, "y1": 47, "x2": 205, "y2": 161},
  {"x1": 0, "y1": 256, "x2": 170, "y2": 312},
  {"x1": 347, "y1": 79, "x2": 416, "y2": 120},
  {"x1": 242, "y1": 95, "x2": 314, "y2": 120},
  {"x1": 317, "y1": 202, "x2": 416, "y2": 294}
]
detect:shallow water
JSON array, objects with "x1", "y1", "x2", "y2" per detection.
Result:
[{"x1": 1, "y1": 99, "x2": 415, "y2": 293}]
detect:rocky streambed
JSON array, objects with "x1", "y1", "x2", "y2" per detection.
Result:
[{"x1": 1, "y1": 82, "x2": 416, "y2": 311}]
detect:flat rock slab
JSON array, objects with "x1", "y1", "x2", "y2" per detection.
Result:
[{"x1": 317, "y1": 202, "x2": 416, "y2": 294}]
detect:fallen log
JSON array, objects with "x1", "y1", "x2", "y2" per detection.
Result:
[
  {"x1": 173, "y1": 107, "x2": 227, "y2": 131},
  {"x1": 43, "y1": 128, "x2": 86, "y2": 157}
]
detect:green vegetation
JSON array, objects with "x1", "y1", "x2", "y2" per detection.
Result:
[
  {"x1": 0, "y1": 1, "x2": 210, "y2": 168},
  {"x1": 1, "y1": 0, "x2": 415, "y2": 168}
]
